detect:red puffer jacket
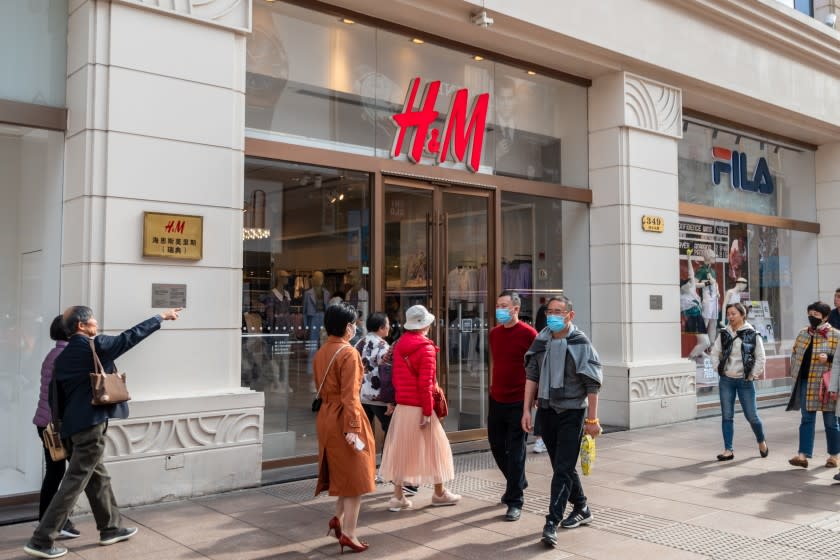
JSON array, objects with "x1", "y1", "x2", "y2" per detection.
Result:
[{"x1": 391, "y1": 331, "x2": 438, "y2": 417}]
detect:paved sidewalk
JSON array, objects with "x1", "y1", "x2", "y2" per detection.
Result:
[{"x1": 3, "y1": 406, "x2": 840, "y2": 559}]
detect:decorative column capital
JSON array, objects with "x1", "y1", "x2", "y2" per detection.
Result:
[
  {"x1": 590, "y1": 72, "x2": 682, "y2": 139},
  {"x1": 114, "y1": 0, "x2": 252, "y2": 33}
]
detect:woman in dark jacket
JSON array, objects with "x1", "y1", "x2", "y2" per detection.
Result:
[{"x1": 31, "y1": 316, "x2": 79, "y2": 538}]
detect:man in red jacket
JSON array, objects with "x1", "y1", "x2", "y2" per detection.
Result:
[{"x1": 488, "y1": 291, "x2": 537, "y2": 521}]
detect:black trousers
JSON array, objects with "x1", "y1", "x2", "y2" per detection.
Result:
[
  {"x1": 363, "y1": 403, "x2": 392, "y2": 437},
  {"x1": 36, "y1": 427, "x2": 68, "y2": 520},
  {"x1": 32, "y1": 423, "x2": 121, "y2": 548},
  {"x1": 487, "y1": 397, "x2": 528, "y2": 508},
  {"x1": 540, "y1": 407, "x2": 587, "y2": 523}
]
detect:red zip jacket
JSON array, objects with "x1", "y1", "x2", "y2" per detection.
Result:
[{"x1": 391, "y1": 331, "x2": 438, "y2": 417}]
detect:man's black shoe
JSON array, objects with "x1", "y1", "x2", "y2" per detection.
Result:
[
  {"x1": 504, "y1": 506, "x2": 521, "y2": 521},
  {"x1": 23, "y1": 542, "x2": 67, "y2": 559},
  {"x1": 541, "y1": 520, "x2": 557, "y2": 547},
  {"x1": 99, "y1": 527, "x2": 138, "y2": 546},
  {"x1": 560, "y1": 506, "x2": 593, "y2": 529}
]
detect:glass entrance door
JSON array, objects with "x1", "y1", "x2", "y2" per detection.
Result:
[{"x1": 384, "y1": 181, "x2": 491, "y2": 433}]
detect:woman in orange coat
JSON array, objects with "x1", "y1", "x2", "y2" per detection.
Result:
[{"x1": 314, "y1": 302, "x2": 376, "y2": 554}]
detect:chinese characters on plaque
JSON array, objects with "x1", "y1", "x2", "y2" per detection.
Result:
[{"x1": 143, "y1": 212, "x2": 203, "y2": 260}]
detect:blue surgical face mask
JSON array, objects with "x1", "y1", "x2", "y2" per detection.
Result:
[
  {"x1": 495, "y1": 308, "x2": 512, "y2": 324},
  {"x1": 546, "y1": 315, "x2": 566, "y2": 333}
]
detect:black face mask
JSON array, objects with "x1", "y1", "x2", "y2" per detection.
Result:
[{"x1": 808, "y1": 316, "x2": 823, "y2": 329}]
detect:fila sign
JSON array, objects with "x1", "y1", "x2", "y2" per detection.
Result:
[
  {"x1": 391, "y1": 77, "x2": 489, "y2": 173},
  {"x1": 711, "y1": 146, "x2": 774, "y2": 195}
]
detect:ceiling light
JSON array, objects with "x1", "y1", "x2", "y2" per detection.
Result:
[
  {"x1": 774, "y1": 145, "x2": 781, "y2": 154},
  {"x1": 411, "y1": 38, "x2": 424, "y2": 44},
  {"x1": 338, "y1": 193, "x2": 345, "y2": 201},
  {"x1": 526, "y1": 70, "x2": 536, "y2": 76},
  {"x1": 712, "y1": 129, "x2": 718, "y2": 139},
  {"x1": 735, "y1": 135, "x2": 741, "y2": 145},
  {"x1": 760, "y1": 141, "x2": 765, "y2": 150},
  {"x1": 341, "y1": 18, "x2": 355, "y2": 24},
  {"x1": 473, "y1": 55, "x2": 484, "y2": 61},
  {"x1": 683, "y1": 121, "x2": 688, "y2": 133}
]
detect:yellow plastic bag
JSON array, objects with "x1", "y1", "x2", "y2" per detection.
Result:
[{"x1": 579, "y1": 434, "x2": 596, "y2": 476}]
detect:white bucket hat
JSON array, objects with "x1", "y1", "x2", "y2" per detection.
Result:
[{"x1": 404, "y1": 305, "x2": 435, "y2": 330}]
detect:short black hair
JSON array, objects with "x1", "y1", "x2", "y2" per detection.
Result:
[
  {"x1": 808, "y1": 301, "x2": 831, "y2": 319},
  {"x1": 366, "y1": 312, "x2": 388, "y2": 333},
  {"x1": 63, "y1": 305, "x2": 93, "y2": 335},
  {"x1": 497, "y1": 291, "x2": 521, "y2": 307},
  {"x1": 324, "y1": 302, "x2": 357, "y2": 337},
  {"x1": 49, "y1": 315, "x2": 68, "y2": 342}
]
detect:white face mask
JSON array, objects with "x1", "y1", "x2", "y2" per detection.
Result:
[{"x1": 347, "y1": 324, "x2": 357, "y2": 339}]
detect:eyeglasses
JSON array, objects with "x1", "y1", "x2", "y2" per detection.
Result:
[{"x1": 545, "y1": 309, "x2": 570, "y2": 316}]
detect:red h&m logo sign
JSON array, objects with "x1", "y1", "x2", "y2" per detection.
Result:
[{"x1": 391, "y1": 77, "x2": 489, "y2": 173}]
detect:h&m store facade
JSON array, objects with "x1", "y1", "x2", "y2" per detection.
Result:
[
  {"x1": 241, "y1": 0, "x2": 819, "y2": 465},
  {"x1": 1, "y1": 0, "x2": 831, "y2": 503}
]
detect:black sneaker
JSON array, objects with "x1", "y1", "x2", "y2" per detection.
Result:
[
  {"x1": 560, "y1": 506, "x2": 593, "y2": 529},
  {"x1": 833, "y1": 472, "x2": 840, "y2": 482},
  {"x1": 401, "y1": 484, "x2": 419, "y2": 496},
  {"x1": 504, "y1": 506, "x2": 521, "y2": 522},
  {"x1": 99, "y1": 527, "x2": 138, "y2": 546},
  {"x1": 23, "y1": 542, "x2": 67, "y2": 559},
  {"x1": 541, "y1": 519, "x2": 557, "y2": 547},
  {"x1": 58, "y1": 521, "x2": 80, "y2": 539}
]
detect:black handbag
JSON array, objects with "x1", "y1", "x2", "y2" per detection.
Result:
[{"x1": 312, "y1": 345, "x2": 350, "y2": 412}]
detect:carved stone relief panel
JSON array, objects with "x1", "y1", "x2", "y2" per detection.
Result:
[{"x1": 624, "y1": 73, "x2": 682, "y2": 139}]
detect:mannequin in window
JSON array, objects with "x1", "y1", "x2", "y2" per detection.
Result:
[
  {"x1": 261, "y1": 269, "x2": 293, "y2": 393},
  {"x1": 304, "y1": 270, "x2": 330, "y2": 391},
  {"x1": 682, "y1": 255, "x2": 710, "y2": 358},
  {"x1": 345, "y1": 272, "x2": 369, "y2": 326},
  {"x1": 721, "y1": 277, "x2": 748, "y2": 326},
  {"x1": 694, "y1": 248, "x2": 720, "y2": 346}
]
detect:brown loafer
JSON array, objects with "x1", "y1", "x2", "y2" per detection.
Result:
[
  {"x1": 825, "y1": 456, "x2": 838, "y2": 468},
  {"x1": 788, "y1": 456, "x2": 808, "y2": 468}
]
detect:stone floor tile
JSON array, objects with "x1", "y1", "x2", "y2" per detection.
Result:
[
  {"x1": 194, "y1": 489, "x2": 289, "y2": 515},
  {"x1": 686, "y1": 510, "x2": 797, "y2": 539}
]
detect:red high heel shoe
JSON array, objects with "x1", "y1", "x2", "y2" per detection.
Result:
[
  {"x1": 327, "y1": 516, "x2": 342, "y2": 539},
  {"x1": 338, "y1": 534, "x2": 369, "y2": 554}
]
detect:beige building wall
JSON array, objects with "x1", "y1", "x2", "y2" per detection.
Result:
[{"x1": 62, "y1": 0, "x2": 262, "y2": 507}]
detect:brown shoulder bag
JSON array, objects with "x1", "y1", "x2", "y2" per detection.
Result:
[{"x1": 89, "y1": 339, "x2": 131, "y2": 406}]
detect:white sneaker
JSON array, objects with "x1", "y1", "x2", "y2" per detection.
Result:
[
  {"x1": 388, "y1": 496, "x2": 412, "y2": 512},
  {"x1": 533, "y1": 439, "x2": 547, "y2": 453},
  {"x1": 431, "y1": 489, "x2": 461, "y2": 506}
]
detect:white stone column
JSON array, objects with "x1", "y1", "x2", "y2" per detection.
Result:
[
  {"x1": 63, "y1": 0, "x2": 262, "y2": 506},
  {"x1": 816, "y1": 143, "x2": 840, "y2": 301},
  {"x1": 588, "y1": 72, "x2": 696, "y2": 428}
]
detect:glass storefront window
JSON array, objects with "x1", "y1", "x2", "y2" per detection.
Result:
[
  {"x1": 0, "y1": 125, "x2": 64, "y2": 494},
  {"x1": 0, "y1": 0, "x2": 67, "y2": 107},
  {"x1": 500, "y1": 193, "x2": 591, "y2": 334},
  {"x1": 678, "y1": 120, "x2": 818, "y2": 406},
  {"x1": 242, "y1": 158, "x2": 371, "y2": 460},
  {"x1": 246, "y1": 1, "x2": 589, "y2": 187},
  {"x1": 679, "y1": 121, "x2": 816, "y2": 221},
  {"x1": 679, "y1": 218, "x2": 817, "y2": 405}
]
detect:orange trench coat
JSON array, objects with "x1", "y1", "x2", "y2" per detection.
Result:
[{"x1": 314, "y1": 337, "x2": 376, "y2": 497}]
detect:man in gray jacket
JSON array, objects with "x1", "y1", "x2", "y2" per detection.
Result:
[{"x1": 520, "y1": 295, "x2": 603, "y2": 548}]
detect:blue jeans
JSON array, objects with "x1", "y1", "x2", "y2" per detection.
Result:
[
  {"x1": 719, "y1": 376, "x2": 765, "y2": 451},
  {"x1": 798, "y1": 379, "x2": 840, "y2": 457}
]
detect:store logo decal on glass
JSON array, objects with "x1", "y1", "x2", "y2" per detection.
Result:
[
  {"x1": 710, "y1": 146, "x2": 774, "y2": 195},
  {"x1": 391, "y1": 77, "x2": 489, "y2": 173}
]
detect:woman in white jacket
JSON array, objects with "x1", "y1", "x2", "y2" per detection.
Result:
[{"x1": 710, "y1": 302, "x2": 768, "y2": 461}]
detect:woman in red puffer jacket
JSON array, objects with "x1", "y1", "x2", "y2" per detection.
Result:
[{"x1": 378, "y1": 305, "x2": 461, "y2": 512}]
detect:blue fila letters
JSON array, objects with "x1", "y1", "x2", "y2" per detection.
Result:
[{"x1": 710, "y1": 146, "x2": 774, "y2": 194}]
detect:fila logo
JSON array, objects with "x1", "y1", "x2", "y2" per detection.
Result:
[
  {"x1": 391, "y1": 77, "x2": 489, "y2": 173},
  {"x1": 711, "y1": 146, "x2": 774, "y2": 195}
]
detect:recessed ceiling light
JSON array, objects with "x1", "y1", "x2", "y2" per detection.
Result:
[
  {"x1": 527, "y1": 70, "x2": 537, "y2": 76},
  {"x1": 473, "y1": 55, "x2": 484, "y2": 61},
  {"x1": 411, "y1": 38, "x2": 425, "y2": 44},
  {"x1": 341, "y1": 18, "x2": 355, "y2": 24}
]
